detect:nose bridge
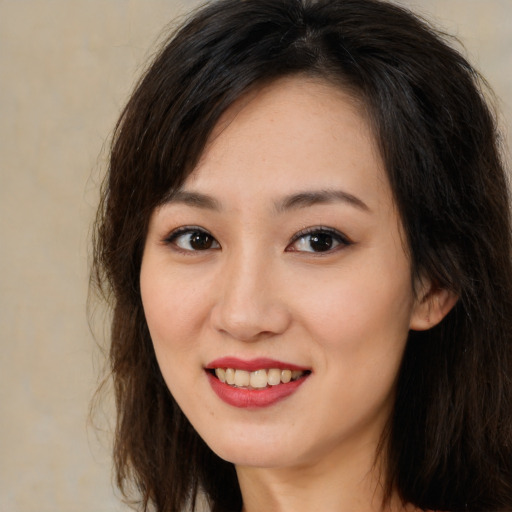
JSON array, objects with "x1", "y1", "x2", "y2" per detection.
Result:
[{"x1": 212, "y1": 242, "x2": 289, "y2": 341}]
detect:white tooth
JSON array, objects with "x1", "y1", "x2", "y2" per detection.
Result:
[
  {"x1": 234, "y1": 369, "x2": 250, "y2": 387},
  {"x1": 291, "y1": 370, "x2": 303, "y2": 380},
  {"x1": 281, "y1": 369, "x2": 292, "y2": 384},
  {"x1": 225, "y1": 368, "x2": 235, "y2": 385},
  {"x1": 215, "y1": 368, "x2": 226, "y2": 383},
  {"x1": 267, "y1": 368, "x2": 281, "y2": 386},
  {"x1": 250, "y1": 369, "x2": 268, "y2": 388}
]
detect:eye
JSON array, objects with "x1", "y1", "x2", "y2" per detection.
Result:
[
  {"x1": 287, "y1": 227, "x2": 351, "y2": 253},
  {"x1": 165, "y1": 227, "x2": 220, "y2": 252}
]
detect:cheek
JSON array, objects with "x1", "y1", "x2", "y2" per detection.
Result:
[
  {"x1": 141, "y1": 265, "x2": 206, "y2": 342},
  {"x1": 296, "y1": 272, "x2": 413, "y2": 430},
  {"x1": 140, "y1": 267, "x2": 211, "y2": 410},
  {"x1": 292, "y1": 264, "x2": 414, "y2": 362},
  {"x1": 140, "y1": 264, "x2": 210, "y2": 393}
]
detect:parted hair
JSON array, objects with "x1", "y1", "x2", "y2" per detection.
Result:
[{"x1": 92, "y1": 0, "x2": 512, "y2": 510}]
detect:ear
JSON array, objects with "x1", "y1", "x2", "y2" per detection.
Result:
[{"x1": 409, "y1": 278, "x2": 458, "y2": 331}]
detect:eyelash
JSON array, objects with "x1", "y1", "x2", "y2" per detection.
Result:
[
  {"x1": 164, "y1": 226, "x2": 220, "y2": 253},
  {"x1": 163, "y1": 226, "x2": 352, "y2": 254},
  {"x1": 286, "y1": 226, "x2": 352, "y2": 254}
]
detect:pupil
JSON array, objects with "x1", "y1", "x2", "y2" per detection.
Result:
[
  {"x1": 310, "y1": 233, "x2": 333, "y2": 252},
  {"x1": 190, "y1": 232, "x2": 212, "y2": 250}
]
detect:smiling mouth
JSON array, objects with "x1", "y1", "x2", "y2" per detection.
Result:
[{"x1": 210, "y1": 368, "x2": 310, "y2": 389}]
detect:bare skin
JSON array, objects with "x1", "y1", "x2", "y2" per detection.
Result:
[{"x1": 141, "y1": 77, "x2": 455, "y2": 512}]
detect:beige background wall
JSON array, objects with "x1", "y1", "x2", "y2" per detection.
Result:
[{"x1": 1, "y1": 1, "x2": 510, "y2": 511}]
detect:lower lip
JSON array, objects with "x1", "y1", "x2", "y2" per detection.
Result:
[{"x1": 206, "y1": 371, "x2": 308, "y2": 409}]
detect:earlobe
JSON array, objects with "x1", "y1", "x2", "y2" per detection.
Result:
[{"x1": 409, "y1": 282, "x2": 458, "y2": 331}]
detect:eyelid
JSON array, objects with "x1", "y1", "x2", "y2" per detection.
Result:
[
  {"x1": 163, "y1": 225, "x2": 201, "y2": 243},
  {"x1": 161, "y1": 225, "x2": 351, "y2": 253},
  {"x1": 286, "y1": 226, "x2": 352, "y2": 252},
  {"x1": 163, "y1": 225, "x2": 220, "y2": 251}
]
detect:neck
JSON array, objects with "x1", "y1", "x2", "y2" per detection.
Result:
[{"x1": 236, "y1": 446, "x2": 414, "y2": 512}]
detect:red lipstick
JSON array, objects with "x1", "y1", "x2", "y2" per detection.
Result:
[
  {"x1": 205, "y1": 357, "x2": 310, "y2": 409},
  {"x1": 206, "y1": 357, "x2": 309, "y2": 372}
]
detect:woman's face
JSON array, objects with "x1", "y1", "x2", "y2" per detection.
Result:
[{"x1": 140, "y1": 77, "x2": 426, "y2": 470}]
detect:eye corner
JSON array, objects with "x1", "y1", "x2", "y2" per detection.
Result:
[
  {"x1": 287, "y1": 226, "x2": 352, "y2": 254},
  {"x1": 163, "y1": 226, "x2": 220, "y2": 252}
]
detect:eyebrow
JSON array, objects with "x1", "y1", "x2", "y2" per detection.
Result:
[
  {"x1": 163, "y1": 190, "x2": 222, "y2": 211},
  {"x1": 275, "y1": 189, "x2": 370, "y2": 213},
  {"x1": 163, "y1": 188, "x2": 370, "y2": 213}
]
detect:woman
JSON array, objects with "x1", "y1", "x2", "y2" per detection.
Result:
[{"x1": 92, "y1": 0, "x2": 512, "y2": 511}]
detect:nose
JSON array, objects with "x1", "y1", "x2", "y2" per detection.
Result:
[{"x1": 210, "y1": 249, "x2": 291, "y2": 342}]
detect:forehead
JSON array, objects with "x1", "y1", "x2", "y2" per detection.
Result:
[
  {"x1": 183, "y1": 76, "x2": 390, "y2": 213},
  {"x1": 205, "y1": 76, "x2": 367, "y2": 145}
]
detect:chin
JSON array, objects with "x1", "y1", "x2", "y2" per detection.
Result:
[
  {"x1": 196, "y1": 427, "x2": 290, "y2": 468},
  {"x1": 202, "y1": 426, "x2": 316, "y2": 469},
  {"x1": 215, "y1": 446, "x2": 291, "y2": 469}
]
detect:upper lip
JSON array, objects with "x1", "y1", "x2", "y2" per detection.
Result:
[{"x1": 205, "y1": 357, "x2": 310, "y2": 372}]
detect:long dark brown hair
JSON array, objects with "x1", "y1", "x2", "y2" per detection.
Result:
[{"x1": 91, "y1": 0, "x2": 512, "y2": 510}]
